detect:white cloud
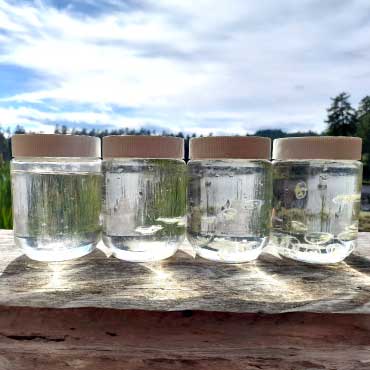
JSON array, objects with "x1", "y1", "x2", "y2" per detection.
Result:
[{"x1": 0, "y1": 0, "x2": 370, "y2": 134}]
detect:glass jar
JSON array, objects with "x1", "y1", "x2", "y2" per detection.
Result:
[
  {"x1": 11, "y1": 134, "x2": 102, "y2": 261},
  {"x1": 187, "y1": 136, "x2": 272, "y2": 263},
  {"x1": 272, "y1": 136, "x2": 363, "y2": 264},
  {"x1": 102, "y1": 135, "x2": 187, "y2": 262}
]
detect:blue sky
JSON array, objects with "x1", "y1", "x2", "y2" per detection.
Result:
[{"x1": 0, "y1": 0, "x2": 370, "y2": 135}]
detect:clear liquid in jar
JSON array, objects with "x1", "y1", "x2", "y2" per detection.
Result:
[
  {"x1": 102, "y1": 159, "x2": 187, "y2": 262},
  {"x1": 187, "y1": 160, "x2": 272, "y2": 263},
  {"x1": 272, "y1": 160, "x2": 362, "y2": 264},
  {"x1": 12, "y1": 169, "x2": 102, "y2": 261}
]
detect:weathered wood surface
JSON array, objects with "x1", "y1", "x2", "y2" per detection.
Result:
[
  {"x1": 0, "y1": 307, "x2": 369, "y2": 370},
  {"x1": 0, "y1": 229, "x2": 370, "y2": 313}
]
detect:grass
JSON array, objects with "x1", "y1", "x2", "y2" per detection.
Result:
[
  {"x1": 359, "y1": 211, "x2": 370, "y2": 232},
  {"x1": 24, "y1": 172, "x2": 101, "y2": 237},
  {"x1": 0, "y1": 162, "x2": 12, "y2": 229},
  {"x1": 143, "y1": 159, "x2": 187, "y2": 237}
]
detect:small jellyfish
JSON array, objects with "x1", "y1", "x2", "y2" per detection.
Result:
[
  {"x1": 135, "y1": 225, "x2": 163, "y2": 235},
  {"x1": 321, "y1": 243, "x2": 342, "y2": 255},
  {"x1": 244, "y1": 199, "x2": 263, "y2": 210},
  {"x1": 216, "y1": 239, "x2": 250, "y2": 260},
  {"x1": 209, "y1": 237, "x2": 228, "y2": 252},
  {"x1": 338, "y1": 230, "x2": 357, "y2": 242},
  {"x1": 221, "y1": 208, "x2": 237, "y2": 221},
  {"x1": 294, "y1": 181, "x2": 308, "y2": 200},
  {"x1": 270, "y1": 232, "x2": 283, "y2": 245},
  {"x1": 176, "y1": 218, "x2": 186, "y2": 227},
  {"x1": 304, "y1": 232, "x2": 333, "y2": 245},
  {"x1": 346, "y1": 221, "x2": 359, "y2": 232},
  {"x1": 332, "y1": 194, "x2": 361, "y2": 205},
  {"x1": 281, "y1": 235, "x2": 300, "y2": 250},
  {"x1": 290, "y1": 220, "x2": 308, "y2": 233},
  {"x1": 156, "y1": 216, "x2": 184, "y2": 225}
]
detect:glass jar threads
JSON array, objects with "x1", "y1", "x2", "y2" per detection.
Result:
[
  {"x1": 102, "y1": 135, "x2": 187, "y2": 262},
  {"x1": 187, "y1": 136, "x2": 272, "y2": 263},
  {"x1": 11, "y1": 134, "x2": 102, "y2": 261},
  {"x1": 272, "y1": 136, "x2": 363, "y2": 264}
]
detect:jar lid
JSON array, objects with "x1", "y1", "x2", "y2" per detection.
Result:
[
  {"x1": 272, "y1": 136, "x2": 362, "y2": 160},
  {"x1": 12, "y1": 134, "x2": 101, "y2": 158},
  {"x1": 189, "y1": 136, "x2": 271, "y2": 160},
  {"x1": 103, "y1": 135, "x2": 184, "y2": 159}
]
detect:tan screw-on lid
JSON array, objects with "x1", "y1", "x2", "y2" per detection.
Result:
[
  {"x1": 103, "y1": 135, "x2": 184, "y2": 159},
  {"x1": 189, "y1": 136, "x2": 271, "y2": 159},
  {"x1": 12, "y1": 134, "x2": 101, "y2": 158},
  {"x1": 273, "y1": 136, "x2": 362, "y2": 160}
]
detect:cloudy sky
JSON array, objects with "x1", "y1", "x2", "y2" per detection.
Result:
[{"x1": 0, "y1": 0, "x2": 369, "y2": 135}]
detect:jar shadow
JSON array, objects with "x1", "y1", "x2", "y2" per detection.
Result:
[
  {"x1": 1, "y1": 247, "x2": 369, "y2": 313},
  {"x1": 257, "y1": 250, "x2": 367, "y2": 280},
  {"x1": 254, "y1": 250, "x2": 370, "y2": 311},
  {"x1": 0, "y1": 248, "x2": 201, "y2": 309},
  {"x1": 344, "y1": 254, "x2": 370, "y2": 276}
]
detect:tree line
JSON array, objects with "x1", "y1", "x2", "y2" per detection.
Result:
[
  {"x1": 1, "y1": 92, "x2": 370, "y2": 178},
  {"x1": 324, "y1": 93, "x2": 370, "y2": 179}
]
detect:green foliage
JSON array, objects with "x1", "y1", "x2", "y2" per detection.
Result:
[
  {"x1": 14, "y1": 125, "x2": 26, "y2": 134},
  {"x1": 359, "y1": 211, "x2": 370, "y2": 232},
  {"x1": 0, "y1": 162, "x2": 12, "y2": 229},
  {"x1": 0, "y1": 131, "x2": 10, "y2": 161},
  {"x1": 325, "y1": 92, "x2": 358, "y2": 136},
  {"x1": 358, "y1": 96, "x2": 370, "y2": 117},
  {"x1": 144, "y1": 159, "x2": 187, "y2": 237},
  {"x1": 254, "y1": 129, "x2": 286, "y2": 139},
  {"x1": 255, "y1": 129, "x2": 318, "y2": 140},
  {"x1": 357, "y1": 113, "x2": 370, "y2": 152},
  {"x1": 22, "y1": 173, "x2": 102, "y2": 237},
  {"x1": 357, "y1": 108, "x2": 370, "y2": 180}
]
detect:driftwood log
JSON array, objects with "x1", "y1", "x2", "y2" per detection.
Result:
[
  {"x1": 0, "y1": 230, "x2": 369, "y2": 313},
  {"x1": 0, "y1": 229, "x2": 370, "y2": 369}
]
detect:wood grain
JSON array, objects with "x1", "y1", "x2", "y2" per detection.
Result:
[
  {"x1": 0, "y1": 307, "x2": 370, "y2": 370},
  {"x1": 0, "y1": 230, "x2": 370, "y2": 313}
]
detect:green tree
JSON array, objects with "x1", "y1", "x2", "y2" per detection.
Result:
[
  {"x1": 357, "y1": 96, "x2": 370, "y2": 151},
  {"x1": 0, "y1": 131, "x2": 10, "y2": 161},
  {"x1": 325, "y1": 92, "x2": 358, "y2": 136},
  {"x1": 14, "y1": 125, "x2": 26, "y2": 134},
  {"x1": 255, "y1": 129, "x2": 286, "y2": 139},
  {"x1": 358, "y1": 96, "x2": 370, "y2": 117},
  {"x1": 357, "y1": 96, "x2": 370, "y2": 180}
]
